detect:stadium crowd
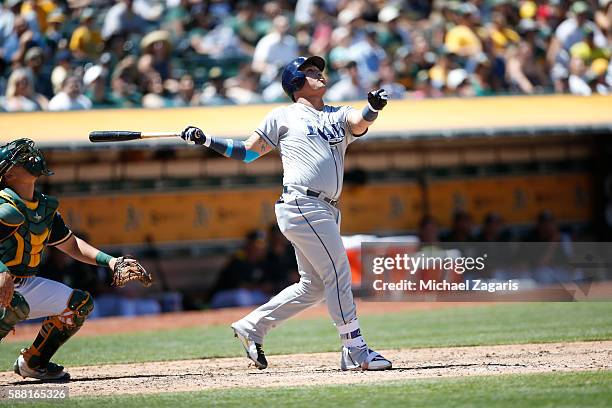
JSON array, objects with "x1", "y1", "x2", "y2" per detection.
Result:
[{"x1": 0, "y1": 0, "x2": 611, "y2": 112}]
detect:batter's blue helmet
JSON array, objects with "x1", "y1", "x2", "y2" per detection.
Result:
[{"x1": 282, "y1": 56, "x2": 326, "y2": 101}]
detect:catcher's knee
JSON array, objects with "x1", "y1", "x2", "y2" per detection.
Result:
[
  {"x1": 67, "y1": 290, "x2": 94, "y2": 326},
  {"x1": 0, "y1": 292, "x2": 30, "y2": 339}
]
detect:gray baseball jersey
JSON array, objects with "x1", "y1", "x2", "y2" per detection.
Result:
[
  {"x1": 255, "y1": 103, "x2": 359, "y2": 200},
  {"x1": 233, "y1": 102, "x2": 363, "y2": 345}
]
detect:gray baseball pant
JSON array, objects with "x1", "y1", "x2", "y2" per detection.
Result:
[{"x1": 232, "y1": 193, "x2": 357, "y2": 344}]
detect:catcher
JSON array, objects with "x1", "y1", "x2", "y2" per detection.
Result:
[{"x1": 0, "y1": 138, "x2": 152, "y2": 380}]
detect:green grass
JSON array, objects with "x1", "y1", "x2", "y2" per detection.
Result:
[
  {"x1": 1, "y1": 302, "x2": 611, "y2": 370},
  {"x1": 2, "y1": 371, "x2": 610, "y2": 408}
]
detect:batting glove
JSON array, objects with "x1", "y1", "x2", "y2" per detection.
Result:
[
  {"x1": 181, "y1": 126, "x2": 207, "y2": 145},
  {"x1": 367, "y1": 89, "x2": 388, "y2": 111}
]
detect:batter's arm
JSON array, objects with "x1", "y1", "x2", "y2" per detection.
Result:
[
  {"x1": 180, "y1": 128, "x2": 273, "y2": 163},
  {"x1": 347, "y1": 89, "x2": 388, "y2": 136}
]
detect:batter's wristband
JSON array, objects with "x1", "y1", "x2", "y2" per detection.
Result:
[
  {"x1": 362, "y1": 104, "x2": 379, "y2": 122},
  {"x1": 95, "y1": 251, "x2": 113, "y2": 267}
]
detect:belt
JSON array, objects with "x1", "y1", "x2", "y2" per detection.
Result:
[{"x1": 282, "y1": 185, "x2": 339, "y2": 206}]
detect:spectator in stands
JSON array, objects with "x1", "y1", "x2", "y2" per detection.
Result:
[
  {"x1": 548, "y1": 1, "x2": 607, "y2": 67},
  {"x1": 190, "y1": 9, "x2": 245, "y2": 59},
  {"x1": 3, "y1": 67, "x2": 47, "y2": 111},
  {"x1": 328, "y1": 26, "x2": 353, "y2": 70},
  {"x1": 377, "y1": 59, "x2": 406, "y2": 99},
  {"x1": 377, "y1": 5, "x2": 410, "y2": 57},
  {"x1": 355, "y1": 27, "x2": 388, "y2": 85},
  {"x1": 468, "y1": 53, "x2": 494, "y2": 96},
  {"x1": 24, "y1": 46, "x2": 53, "y2": 98},
  {"x1": 44, "y1": 10, "x2": 66, "y2": 53},
  {"x1": 326, "y1": 60, "x2": 367, "y2": 102},
  {"x1": 590, "y1": 57, "x2": 611, "y2": 94},
  {"x1": 409, "y1": 70, "x2": 443, "y2": 99},
  {"x1": 102, "y1": 0, "x2": 149, "y2": 40},
  {"x1": 69, "y1": 8, "x2": 103, "y2": 60},
  {"x1": 262, "y1": 66, "x2": 288, "y2": 102},
  {"x1": 50, "y1": 49, "x2": 71, "y2": 95},
  {"x1": 229, "y1": 1, "x2": 266, "y2": 53},
  {"x1": 444, "y1": 3, "x2": 483, "y2": 57},
  {"x1": 0, "y1": 0, "x2": 19, "y2": 51},
  {"x1": 395, "y1": 33, "x2": 434, "y2": 89},
  {"x1": 428, "y1": 48, "x2": 456, "y2": 90},
  {"x1": 596, "y1": 0, "x2": 612, "y2": 43},
  {"x1": 210, "y1": 230, "x2": 269, "y2": 308},
  {"x1": 3, "y1": 14, "x2": 45, "y2": 65},
  {"x1": 200, "y1": 66, "x2": 235, "y2": 106},
  {"x1": 109, "y1": 60, "x2": 142, "y2": 108},
  {"x1": 570, "y1": 25, "x2": 611, "y2": 64},
  {"x1": 139, "y1": 30, "x2": 173, "y2": 81},
  {"x1": 227, "y1": 68, "x2": 264, "y2": 105},
  {"x1": 48, "y1": 75, "x2": 92, "y2": 111},
  {"x1": 84, "y1": 65, "x2": 116, "y2": 108},
  {"x1": 172, "y1": 74, "x2": 200, "y2": 107},
  {"x1": 252, "y1": 15, "x2": 298, "y2": 85},
  {"x1": 569, "y1": 55, "x2": 592, "y2": 95},
  {"x1": 506, "y1": 40, "x2": 549, "y2": 94},
  {"x1": 485, "y1": 11, "x2": 520, "y2": 56},
  {"x1": 141, "y1": 70, "x2": 172, "y2": 108},
  {"x1": 20, "y1": 0, "x2": 56, "y2": 33},
  {"x1": 446, "y1": 68, "x2": 476, "y2": 97},
  {"x1": 307, "y1": 1, "x2": 335, "y2": 57}
]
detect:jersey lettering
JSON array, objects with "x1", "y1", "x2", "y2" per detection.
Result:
[{"x1": 306, "y1": 122, "x2": 345, "y2": 146}]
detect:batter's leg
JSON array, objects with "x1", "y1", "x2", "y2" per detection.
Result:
[
  {"x1": 281, "y1": 198, "x2": 392, "y2": 371},
  {"x1": 232, "y1": 244, "x2": 325, "y2": 344},
  {"x1": 282, "y1": 197, "x2": 357, "y2": 326}
]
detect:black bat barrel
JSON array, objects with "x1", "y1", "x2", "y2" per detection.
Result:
[{"x1": 89, "y1": 131, "x2": 142, "y2": 142}]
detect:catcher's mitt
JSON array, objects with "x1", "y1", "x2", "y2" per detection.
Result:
[
  {"x1": 0, "y1": 273, "x2": 15, "y2": 308},
  {"x1": 111, "y1": 256, "x2": 153, "y2": 288}
]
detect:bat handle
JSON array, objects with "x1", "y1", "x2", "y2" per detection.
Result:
[{"x1": 140, "y1": 132, "x2": 182, "y2": 139}]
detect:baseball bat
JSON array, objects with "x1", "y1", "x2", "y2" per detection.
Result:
[{"x1": 89, "y1": 131, "x2": 180, "y2": 143}]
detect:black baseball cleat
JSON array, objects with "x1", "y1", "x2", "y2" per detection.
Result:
[{"x1": 231, "y1": 324, "x2": 268, "y2": 370}]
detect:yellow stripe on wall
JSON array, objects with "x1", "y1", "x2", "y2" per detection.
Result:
[{"x1": 1, "y1": 95, "x2": 611, "y2": 145}]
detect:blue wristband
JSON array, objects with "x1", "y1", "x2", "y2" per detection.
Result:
[{"x1": 362, "y1": 104, "x2": 379, "y2": 122}]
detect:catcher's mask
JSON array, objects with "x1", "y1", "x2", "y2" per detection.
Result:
[{"x1": 0, "y1": 138, "x2": 53, "y2": 178}]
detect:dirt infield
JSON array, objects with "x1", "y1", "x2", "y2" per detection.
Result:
[{"x1": 1, "y1": 341, "x2": 610, "y2": 396}]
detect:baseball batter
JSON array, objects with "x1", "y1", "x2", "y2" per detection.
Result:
[
  {"x1": 181, "y1": 56, "x2": 391, "y2": 370},
  {"x1": 0, "y1": 139, "x2": 152, "y2": 380}
]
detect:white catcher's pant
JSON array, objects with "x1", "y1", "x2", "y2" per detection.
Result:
[
  {"x1": 14, "y1": 277, "x2": 74, "y2": 320},
  {"x1": 234, "y1": 192, "x2": 357, "y2": 344}
]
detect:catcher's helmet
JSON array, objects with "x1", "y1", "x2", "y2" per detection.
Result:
[
  {"x1": 0, "y1": 138, "x2": 53, "y2": 178},
  {"x1": 281, "y1": 56, "x2": 326, "y2": 101}
]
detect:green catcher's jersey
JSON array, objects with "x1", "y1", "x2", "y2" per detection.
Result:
[{"x1": 0, "y1": 188, "x2": 72, "y2": 277}]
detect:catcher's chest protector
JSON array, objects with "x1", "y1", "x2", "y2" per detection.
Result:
[{"x1": 0, "y1": 188, "x2": 58, "y2": 277}]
